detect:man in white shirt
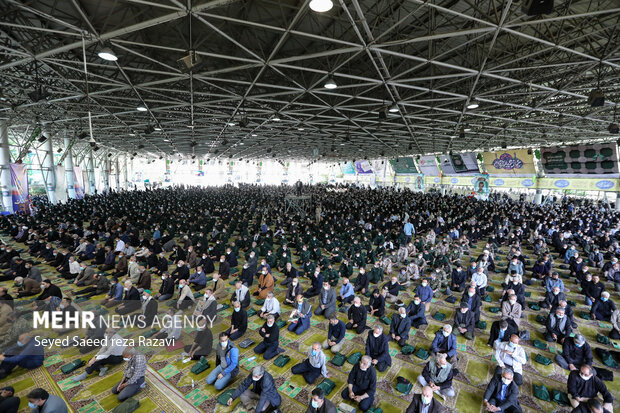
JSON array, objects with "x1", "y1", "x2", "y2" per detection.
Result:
[
  {"x1": 72, "y1": 329, "x2": 126, "y2": 380},
  {"x1": 291, "y1": 342, "x2": 330, "y2": 384},
  {"x1": 260, "y1": 292, "x2": 280, "y2": 320},
  {"x1": 495, "y1": 334, "x2": 526, "y2": 386},
  {"x1": 471, "y1": 267, "x2": 488, "y2": 296}
]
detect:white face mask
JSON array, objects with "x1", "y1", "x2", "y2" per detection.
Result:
[
  {"x1": 354, "y1": 303, "x2": 360, "y2": 307},
  {"x1": 123, "y1": 357, "x2": 131, "y2": 362},
  {"x1": 502, "y1": 378, "x2": 512, "y2": 385},
  {"x1": 580, "y1": 374, "x2": 591, "y2": 381},
  {"x1": 509, "y1": 299, "x2": 516, "y2": 305},
  {"x1": 443, "y1": 331, "x2": 450, "y2": 337},
  {"x1": 373, "y1": 332, "x2": 381, "y2": 338},
  {"x1": 421, "y1": 395, "x2": 431, "y2": 405},
  {"x1": 220, "y1": 341, "x2": 228, "y2": 348},
  {"x1": 252, "y1": 376, "x2": 261, "y2": 381}
]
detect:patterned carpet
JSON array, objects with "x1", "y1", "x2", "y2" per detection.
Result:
[{"x1": 1, "y1": 237, "x2": 619, "y2": 413}]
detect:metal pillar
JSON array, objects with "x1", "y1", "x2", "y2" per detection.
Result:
[
  {"x1": 616, "y1": 193, "x2": 620, "y2": 211},
  {"x1": 64, "y1": 134, "x2": 76, "y2": 199},
  {"x1": 42, "y1": 127, "x2": 57, "y2": 204},
  {"x1": 87, "y1": 149, "x2": 96, "y2": 194},
  {"x1": 0, "y1": 121, "x2": 13, "y2": 213},
  {"x1": 115, "y1": 158, "x2": 120, "y2": 189},
  {"x1": 103, "y1": 157, "x2": 110, "y2": 192},
  {"x1": 123, "y1": 155, "x2": 128, "y2": 189},
  {"x1": 534, "y1": 189, "x2": 543, "y2": 205}
]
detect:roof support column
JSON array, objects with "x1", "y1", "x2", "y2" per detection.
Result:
[
  {"x1": 0, "y1": 121, "x2": 13, "y2": 213},
  {"x1": 64, "y1": 133, "x2": 76, "y2": 199},
  {"x1": 87, "y1": 149, "x2": 96, "y2": 194},
  {"x1": 42, "y1": 126, "x2": 57, "y2": 204}
]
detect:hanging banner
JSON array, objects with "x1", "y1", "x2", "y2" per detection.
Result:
[
  {"x1": 540, "y1": 143, "x2": 619, "y2": 177},
  {"x1": 74, "y1": 166, "x2": 84, "y2": 199},
  {"x1": 82, "y1": 170, "x2": 90, "y2": 195},
  {"x1": 390, "y1": 157, "x2": 418, "y2": 174},
  {"x1": 473, "y1": 173, "x2": 490, "y2": 200},
  {"x1": 417, "y1": 155, "x2": 440, "y2": 176},
  {"x1": 354, "y1": 160, "x2": 373, "y2": 174},
  {"x1": 54, "y1": 165, "x2": 67, "y2": 203},
  {"x1": 341, "y1": 162, "x2": 355, "y2": 175},
  {"x1": 10, "y1": 163, "x2": 29, "y2": 213},
  {"x1": 482, "y1": 149, "x2": 536, "y2": 176},
  {"x1": 439, "y1": 153, "x2": 479, "y2": 175}
]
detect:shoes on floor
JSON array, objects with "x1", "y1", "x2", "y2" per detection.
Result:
[{"x1": 99, "y1": 367, "x2": 108, "y2": 376}]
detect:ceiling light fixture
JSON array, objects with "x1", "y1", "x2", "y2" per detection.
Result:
[
  {"x1": 388, "y1": 103, "x2": 399, "y2": 113},
  {"x1": 97, "y1": 47, "x2": 118, "y2": 61},
  {"x1": 467, "y1": 102, "x2": 479, "y2": 109},
  {"x1": 137, "y1": 105, "x2": 147, "y2": 112},
  {"x1": 324, "y1": 76, "x2": 337, "y2": 89},
  {"x1": 272, "y1": 114, "x2": 281, "y2": 121},
  {"x1": 309, "y1": 0, "x2": 333, "y2": 12},
  {"x1": 251, "y1": 134, "x2": 257, "y2": 137},
  {"x1": 154, "y1": 127, "x2": 161, "y2": 131},
  {"x1": 298, "y1": 127, "x2": 305, "y2": 131}
]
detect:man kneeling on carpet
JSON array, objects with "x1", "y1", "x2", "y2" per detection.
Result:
[
  {"x1": 0, "y1": 333, "x2": 44, "y2": 379},
  {"x1": 111, "y1": 347, "x2": 147, "y2": 402},
  {"x1": 227, "y1": 365, "x2": 282, "y2": 413},
  {"x1": 416, "y1": 352, "x2": 456, "y2": 401},
  {"x1": 72, "y1": 328, "x2": 126, "y2": 381}
]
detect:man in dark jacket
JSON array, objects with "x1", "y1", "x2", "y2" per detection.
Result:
[
  {"x1": 591, "y1": 291, "x2": 616, "y2": 321},
  {"x1": 483, "y1": 369, "x2": 522, "y2": 413},
  {"x1": 454, "y1": 302, "x2": 475, "y2": 339},
  {"x1": 307, "y1": 387, "x2": 337, "y2": 413},
  {"x1": 365, "y1": 325, "x2": 391, "y2": 372},
  {"x1": 323, "y1": 315, "x2": 346, "y2": 353},
  {"x1": 461, "y1": 285, "x2": 482, "y2": 324},
  {"x1": 254, "y1": 315, "x2": 282, "y2": 360},
  {"x1": 417, "y1": 353, "x2": 456, "y2": 399},
  {"x1": 568, "y1": 365, "x2": 613, "y2": 412},
  {"x1": 284, "y1": 277, "x2": 303, "y2": 305},
  {"x1": 366, "y1": 289, "x2": 385, "y2": 317},
  {"x1": 406, "y1": 295, "x2": 427, "y2": 327},
  {"x1": 0, "y1": 386, "x2": 20, "y2": 413},
  {"x1": 354, "y1": 267, "x2": 369, "y2": 295},
  {"x1": 347, "y1": 296, "x2": 367, "y2": 334},
  {"x1": 450, "y1": 264, "x2": 467, "y2": 293},
  {"x1": 314, "y1": 281, "x2": 337, "y2": 319},
  {"x1": 545, "y1": 306, "x2": 572, "y2": 343},
  {"x1": 227, "y1": 300, "x2": 248, "y2": 340},
  {"x1": 156, "y1": 272, "x2": 175, "y2": 301},
  {"x1": 406, "y1": 386, "x2": 442, "y2": 413},
  {"x1": 115, "y1": 281, "x2": 140, "y2": 315},
  {"x1": 218, "y1": 255, "x2": 230, "y2": 279},
  {"x1": 488, "y1": 319, "x2": 518, "y2": 348},
  {"x1": 341, "y1": 356, "x2": 376, "y2": 412},
  {"x1": 34, "y1": 279, "x2": 62, "y2": 309},
  {"x1": 555, "y1": 334, "x2": 593, "y2": 372},
  {"x1": 431, "y1": 324, "x2": 457, "y2": 362},
  {"x1": 390, "y1": 306, "x2": 412, "y2": 346},
  {"x1": 227, "y1": 365, "x2": 281, "y2": 412}
]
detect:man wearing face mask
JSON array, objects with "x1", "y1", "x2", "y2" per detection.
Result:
[
  {"x1": 406, "y1": 385, "x2": 442, "y2": 413},
  {"x1": 292, "y1": 342, "x2": 330, "y2": 384},
  {"x1": 115, "y1": 280, "x2": 141, "y2": 315},
  {"x1": 26, "y1": 388, "x2": 68, "y2": 413},
  {"x1": 284, "y1": 277, "x2": 303, "y2": 305},
  {"x1": 174, "y1": 279, "x2": 196, "y2": 311},
  {"x1": 0, "y1": 333, "x2": 44, "y2": 379},
  {"x1": 206, "y1": 332, "x2": 239, "y2": 390},
  {"x1": 365, "y1": 325, "x2": 391, "y2": 372},
  {"x1": 288, "y1": 295, "x2": 312, "y2": 335},
  {"x1": 102, "y1": 277, "x2": 124, "y2": 307},
  {"x1": 314, "y1": 281, "x2": 337, "y2": 319},
  {"x1": 431, "y1": 325, "x2": 457, "y2": 362},
  {"x1": 111, "y1": 348, "x2": 147, "y2": 401},
  {"x1": 353, "y1": 267, "x2": 369, "y2": 295},
  {"x1": 338, "y1": 277, "x2": 355, "y2": 305},
  {"x1": 307, "y1": 387, "x2": 337, "y2": 413},
  {"x1": 555, "y1": 334, "x2": 593, "y2": 373},
  {"x1": 323, "y1": 315, "x2": 346, "y2": 354},
  {"x1": 390, "y1": 307, "x2": 412, "y2": 346},
  {"x1": 218, "y1": 255, "x2": 230, "y2": 280},
  {"x1": 72, "y1": 329, "x2": 126, "y2": 381},
  {"x1": 226, "y1": 300, "x2": 248, "y2": 340},
  {"x1": 171, "y1": 260, "x2": 190, "y2": 284},
  {"x1": 483, "y1": 369, "x2": 521, "y2": 413},
  {"x1": 545, "y1": 307, "x2": 572, "y2": 343},
  {"x1": 255, "y1": 268, "x2": 275, "y2": 299},
  {"x1": 231, "y1": 280, "x2": 251, "y2": 308},
  {"x1": 591, "y1": 291, "x2": 616, "y2": 321},
  {"x1": 183, "y1": 318, "x2": 213, "y2": 360},
  {"x1": 415, "y1": 278, "x2": 433, "y2": 312},
  {"x1": 341, "y1": 355, "x2": 376, "y2": 412},
  {"x1": 406, "y1": 294, "x2": 427, "y2": 328},
  {"x1": 454, "y1": 302, "x2": 475, "y2": 340},
  {"x1": 461, "y1": 285, "x2": 482, "y2": 325},
  {"x1": 542, "y1": 286, "x2": 565, "y2": 310},
  {"x1": 417, "y1": 353, "x2": 456, "y2": 401},
  {"x1": 494, "y1": 334, "x2": 526, "y2": 386},
  {"x1": 239, "y1": 262, "x2": 254, "y2": 287},
  {"x1": 156, "y1": 272, "x2": 175, "y2": 301},
  {"x1": 254, "y1": 314, "x2": 283, "y2": 360},
  {"x1": 567, "y1": 365, "x2": 613, "y2": 412},
  {"x1": 383, "y1": 276, "x2": 401, "y2": 304},
  {"x1": 227, "y1": 365, "x2": 281, "y2": 412},
  {"x1": 347, "y1": 296, "x2": 368, "y2": 334}
]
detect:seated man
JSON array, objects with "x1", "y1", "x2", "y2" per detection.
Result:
[
  {"x1": 307, "y1": 388, "x2": 338, "y2": 413},
  {"x1": 72, "y1": 329, "x2": 126, "y2": 380},
  {"x1": 454, "y1": 302, "x2": 475, "y2": 340},
  {"x1": 0, "y1": 386, "x2": 19, "y2": 413},
  {"x1": 416, "y1": 353, "x2": 456, "y2": 401},
  {"x1": 314, "y1": 281, "x2": 337, "y2": 319},
  {"x1": 206, "y1": 332, "x2": 239, "y2": 390},
  {"x1": 226, "y1": 300, "x2": 248, "y2": 341},
  {"x1": 227, "y1": 365, "x2": 281, "y2": 413},
  {"x1": 383, "y1": 276, "x2": 401, "y2": 304},
  {"x1": 254, "y1": 315, "x2": 283, "y2": 360},
  {"x1": 406, "y1": 385, "x2": 443, "y2": 413},
  {"x1": 542, "y1": 286, "x2": 565, "y2": 310},
  {"x1": 406, "y1": 295, "x2": 427, "y2": 328},
  {"x1": 73, "y1": 272, "x2": 110, "y2": 299},
  {"x1": 451, "y1": 264, "x2": 467, "y2": 293},
  {"x1": 26, "y1": 388, "x2": 68, "y2": 413},
  {"x1": 610, "y1": 309, "x2": 620, "y2": 340},
  {"x1": 341, "y1": 355, "x2": 376, "y2": 412},
  {"x1": 555, "y1": 334, "x2": 592, "y2": 373},
  {"x1": 415, "y1": 278, "x2": 433, "y2": 312},
  {"x1": 187, "y1": 266, "x2": 207, "y2": 289},
  {"x1": 461, "y1": 285, "x2": 482, "y2": 325},
  {"x1": 567, "y1": 365, "x2": 613, "y2": 412},
  {"x1": 501, "y1": 294, "x2": 522, "y2": 328},
  {"x1": 255, "y1": 268, "x2": 274, "y2": 299},
  {"x1": 304, "y1": 269, "x2": 323, "y2": 298},
  {"x1": 366, "y1": 325, "x2": 391, "y2": 372},
  {"x1": 495, "y1": 334, "x2": 526, "y2": 386},
  {"x1": 288, "y1": 295, "x2": 312, "y2": 335},
  {"x1": 111, "y1": 348, "x2": 147, "y2": 402},
  {"x1": 483, "y1": 369, "x2": 522, "y2": 413},
  {"x1": 231, "y1": 280, "x2": 251, "y2": 308},
  {"x1": 323, "y1": 315, "x2": 346, "y2": 354},
  {"x1": 155, "y1": 272, "x2": 175, "y2": 301},
  {"x1": 545, "y1": 307, "x2": 572, "y2": 343},
  {"x1": 591, "y1": 291, "x2": 616, "y2": 322},
  {"x1": 183, "y1": 317, "x2": 213, "y2": 360},
  {"x1": 115, "y1": 280, "x2": 141, "y2": 315},
  {"x1": 390, "y1": 306, "x2": 412, "y2": 346},
  {"x1": 338, "y1": 277, "x2": 355, "y2": 304},
  {"x1": 0, "y1": 333, "x2": 44, "y2": 379},
  {"x1": 291, "y1": 342, "x2": 330, "y2": 384},
  {"x1": 346, "y1": 296, "x2": 367, "y2": 334},
  {"x1": 488, "y1": 320, "x2": 518, "y2": 349},
  {"x1": 431, "y1": 324, "x2": 457, "y2": 363},
  {"x1": 366, "y1": 288, "x2": 385, "y2": 317},
  {"x1": 284, "y1": 277, "x2": 303, "y2": 305},
  {"x1": 353, "y1": 267, "x2": 369, "y2": 295},
  {"x1": 571, "y1": 399, "x2": 611, "y2": 413},
  {"x1": 260, "y1": 292, "x2": 281, "y2": 320}
]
